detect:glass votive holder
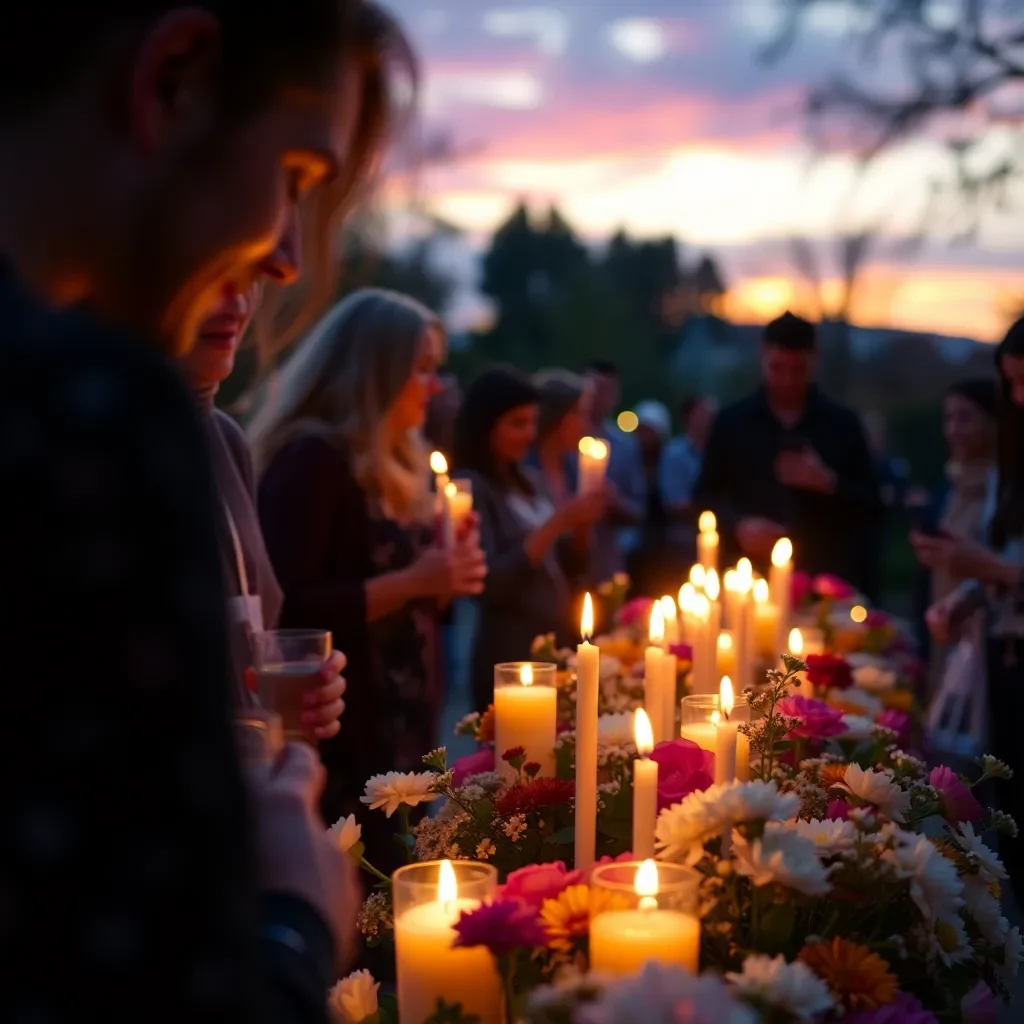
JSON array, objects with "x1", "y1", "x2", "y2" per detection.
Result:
[
  {"x1": 679, "y1": 694, "x2": 752, "y2": 781},
  {"x1": 589, "y1": 860, "x2": 702, "y2": 976},
  {"x1": 493, "y1": 662, "x2": 558, "y2": 781},
  {"x1": 393, "y1": 860, "x2": 502, "y2": 1024}
]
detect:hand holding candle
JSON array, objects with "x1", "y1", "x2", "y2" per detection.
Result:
[{"x1": 631, "y1": 709, "x2": 658, "y2": 860}]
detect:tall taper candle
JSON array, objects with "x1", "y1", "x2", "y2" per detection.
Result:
[
  {"x1": 575, "y1": 593, "x2": 599, "y2": 873},
  {"x1": 645, "y1": 601, "x2": 666, "y2": 743},
  {"x1": 631, "y1": 709, "x2": 658, "y2": 860},
  {"x1": 769, "y1": 537, "x2": 793, "y2": 653}
]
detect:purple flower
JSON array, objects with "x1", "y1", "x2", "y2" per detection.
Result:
[
  {"x1": 778, "y1": 695, "x2": 847, "y2": 740},
  {"x1": 451, "y1": 748, "x2": 495, "y2": 788},
  {"x1": 617, "y1": 597, "x2": 653, "y2": 629},
  {"x1": 650, "y1": 738, "x2": 714, "y2": 811},
  {"x1": 452, "y1": 898, "x2": 547, "y2": 957},
  {"x1": 845, "y1": 992, "x2": 938, "y2": 1024},
  {"x1": 929, "y1": 765, "x2": 983, "y2": 825},
  {"x1": 500, "y1": 861, "x2": 583, "y2": 909},
  {"x1": 827, "y1": 799, "x2": 851, "y2": 820},
  {"x1": 961, "y1": 982, "x2": 997, "y2": 1024},
  {"x1": 877, "y1": 709, "x2": 910, "y2": 747}
]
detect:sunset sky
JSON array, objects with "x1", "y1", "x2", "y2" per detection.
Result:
[{"x1": 383, "y1": 1, "x2": 1024, "y2": 342}]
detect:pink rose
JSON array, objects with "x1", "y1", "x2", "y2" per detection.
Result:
[
  {"x1": 791, "y1": 570, "x2": 813, "y2": 608},
  {"x1": 813, "y1": 573, "x2": 855, "y2": 600},
  {"x1": 451, "y1": 748, "x2": 495, "y2": 788},
  {"x1": 501, "y1": 861, "x2": 583, "y2": 909},
  {"x1": 453, "y1": 898, "x2": 546, "y2": 956},
  {"x1": 617, "y1": 596, "x2": 653, "y2": 629},
  {"x1": 778, "y1": 695, "x2": 846, "y2": 740},
  {"x1": 929, "y1": 765, "x2": 982, "y2": 825},
  {"x1": 877, "y1": 709, "x2": 910, "y2": 747},
  {"x1": 649, "y1": 739, "x2": 714, "y2": 811},
  {"x1": 827, "y1": 799, "x2": 851, "y2": 820}
]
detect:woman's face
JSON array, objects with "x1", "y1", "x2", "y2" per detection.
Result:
[
  {"x1": 388, "y1": 327, "x2": 443, "y2": 435},
  {"x1": 943, "y1": 393, "x2": 995, "y2": 464},
  {"x1": 491, "y1": 404, "x2": 539, "y2": 465},
  {"x1": 552, "y1": 395, "x2": 590, "y2": 454},
  {"x1": 179, "y1": 282, "x2": 262, "y2": 390},
  {"x1": 1001, "y1": 353, "x2": 1024, "y2": 408}
]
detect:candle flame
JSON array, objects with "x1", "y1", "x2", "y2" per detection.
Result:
[
  {"x1": 723, "y1": 568, "x2": 737, "y2": 592},
  {"x1": 578, "y1": 436, "x2": 593, "y2": 456},
  {"x1": 689, "y1": 564, "x2": 706, "y2": 589},
  {"x1": 693, "y1": 593, "x2": 710, "y2": 619},
  {"x1": 679, "y1": 582, "x2": 695, "y2": 613},
  {"x1": 705, "y1": 569, "x2": 720, "y2": 602},
  {"x1": 581, "y1": 592, "x2": 594, "y2": 641},
  {"x1": 720, "y1": 676, "x2": 735, "y2": 718},
  {"x1": 520, "y1": 663, "x2": 534, "y2": 686},
  {"x1": 590, "y1": 438, "x2": 609, "y2": 461},
  {"x1": 789, "y1": 628, "x2": 804, "y2": 655},
  {"x1": 635, "y1": 858, "x2": 659, "y2": 898},
  {"x1": 659, "y1": 595, "x2": 676, "y2": 623},
  {"x1": 430, "y1": 451, "x2": 448, "y2": 475},
  {"x1": 753, "y1": 578, "x2": 770, "y2": 604},
  {"x1": 771, "y1": 537, "x2": 793, "y2": 567},
  {"x1": 717, "y1": 631, "x2": 733, "y2": 652},
  {"x1": 649, "y1": 600, "x2": 665, "y2": 645},
  {"x1": 737, "y1": 557, "x2": 753, "y2": 584},
  {"x1": 850, "y1": 604, "x2": 868, "y2": 624},
  {"x1": 438, "y1": 859, "x2": 457, "y2": 903},
  {"x1": 634, "y1": 708, "x2": 654, "y2": 756},
  {"x1": 710, "y1": 710, "x2": 721, "y2": 724},
  {"x1": 698, "y1": 511, "x2": 716, "y2": 534},
  {"x1": 444, "y1": 481, "x2": 457, "y2": 498}
]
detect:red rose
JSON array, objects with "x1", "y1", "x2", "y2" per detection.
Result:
[{"x1": 805, "y1": 652, "x2": 854, "y2": 692}]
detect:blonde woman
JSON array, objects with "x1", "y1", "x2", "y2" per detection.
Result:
[{"x1": 252, "y1": 288, "x2": 485, "y2": 869}]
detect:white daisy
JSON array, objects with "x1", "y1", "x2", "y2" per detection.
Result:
[
  {"x1": 327, "y1": 813, "x2": 362, "y2": 855},
  {"x1": 791, "y1": 817, "x2": 858, "y2": 857},
  {"x1": 1002, "y1": 926, "x2": 1024, "y2": 982},
  {"x1": 836, "y1": 764, "x2": 910, "y2": 822},
  {"x1": 726, "y1": 954, "x2": 835, "y2": 1019},
  {"x1": 882, "y1": 832, "x2": 964, "y2": 923},
  {"x1": 328, "y1": 969, "x2": 379, "y2": 1023},
  {"x1": 360, "y1": 771, "x2": 440, "y2": 817},
  {"x1": 732, "y1": 824, "x2": 834, "y2": 896},
  {"x1": 962, "y1": 878, "x2": 1008, "y2": 947},
  {"x1": 951, "y1": 822, "x2": 1007, "y2": 885},
  {"x1": 935, "y1": 913, "x2": 973, "y2": 967}
]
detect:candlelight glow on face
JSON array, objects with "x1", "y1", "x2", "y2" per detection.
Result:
[
  {"x1": 851, "y1": 604, "x2": 868, "y2": 624},
  {"x1": 438, "y1": 859, "x2": 457, "y2": 904},
  {"x1": 520, "y1": 663, "x2": 534, "y2": 686},
  {"x1": 689, "y1": 564, "x2": 706, "y2": 590},
  {"x1": 634, "y1": 708, "x2": 654, "y2": 756},
  {"x1": 581, "y1": 592, "x2": 594, "y2": 640},
  {"x1": 789, "y1": 627, "x2": 804, "y2": 655},
  {"x1": 771, "y1": 537, "x2": 793, "y2": 567},
  {"x1": 698, "y1": 511, "x2": 716, "y2": 534},
  {"x1": 720, "y1": 676, "x2": 735, "y2": 719},
  {"x1": 649, "y1": 600, "x2": 665, "y2": 646},
  {"x1": 705, "y1": 569, "x2": 720, "y2": 602},
  {"x1": 430, "y1": 451, "x2": 449, "y2": 475},
  {"x1": 753, "y1": 578, "x2": 769, "y2": 604}
]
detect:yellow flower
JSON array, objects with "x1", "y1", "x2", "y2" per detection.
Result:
[
  {"x1": 799, "y1": 938, "x2": 898, "y2": 1010},
  {"x1": 539, "y1": 884, "x2": 629, "y2": 954}
]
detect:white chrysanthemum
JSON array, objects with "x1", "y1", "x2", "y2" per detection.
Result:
[
  {"x1": 791, "y1": 817, "x2": 858, "y2": 857},
  {"x1": 726, "y1": 954, "x2": 835, "y2": 1019},
  {"x1": 598, "y1": 711, "x2": 636, "y2": 751},
  {"x1": 951, "y1": 822, "x2": 1008, "y2": 885},
  {"x1": 836, "y1": 764, "x2": 910, "y2": 822},
  {"x1": 1002, "y1": 926, "x2": 1023, "y2": 982},
  {"x1": 732, "y1": 824, "x2": 834, "y2": 896},
  {"x1": 840, "y1": 714, "x2": 877, "y2": 741},
  {"x1": 830, "y1": 687, "x2": 883, "y2": 717},
  {"x1": 882, "y1": 832, "x2": 964, "y2": 923},
  {"x1": 360, "y1": 771, "x2": 440, "y2": 817},
  {"x1": 328, "y1": 969, "x2": 379, "y2": 1023},
  {"x1": 962, "y1": 878, "x2": 1008, "y2": 947},
  {"x1": 655, "y1": 782, "x2": 799, "y2": 866},
  {"x1": 327, "y1": 813, "x2": 362, "y2": 855},
  {"x1": 936, "y1": 914, "x2": 973, "y2": 967}
]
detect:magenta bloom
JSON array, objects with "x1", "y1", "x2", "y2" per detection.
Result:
[
  {"x1": 500, "y1": 861, "x2": 582, "y2": 909},
  {"x1": 929, "y1": 765, "x2": 982, "y2": 825},
  {"x1": 617, "y1": 596, "x2": 654, "y2": 629},
  {"x1": 814, "y1": 573, "x2": 855, "y2": 600},
  {"x1": 453, "y1": 898, "x2": 546, "y2": 956},
  {"x1": 669, "y1": 642, "x2": 694, "y2": 662},
  {"x1": 845, "y1": 993, "x2": 938, "y2": 1024},
  {"x1": 791, "y1": 570, "x2": 813, "y2": 608},
  {"x1": 650, "y1": 738, "x2": 714, "y2": 811},
  {"x1": 805, "y1": 652, "x2": 854, "y2": 692},
  {"x1": 865, "y1": 610, "x2": 891, "y2": 630},
  {"x1": 877, "y1": 708, "x2": 910, "y2": 746},
  {"x1": 451, "y1": 748, "x2": 495, "y2": 788},
  {"x1": 827, "y1": 799, "x2": 851, "y2": 820},
  {"x1": 961, "y1": 982, "x2": 997, "y2": 1024},
  {"x1": 778, "y1": 695, "x2": 846, "y2": 740}
]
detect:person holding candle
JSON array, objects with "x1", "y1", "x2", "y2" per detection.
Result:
[
  {"x1": 254, "y1": 289, "x2": 487, "y2": 867},
  {"x1": 530, "y1": 369, "x2": 591, "y2": 503},
  {"x1": 453, "y1": 366, "x2": 609, "y2": 712}
]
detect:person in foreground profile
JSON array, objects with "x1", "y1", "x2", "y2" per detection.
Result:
[
  {"x1": 694, "y1": 312, "x2": 881, "y2": 590},
  {"x1": 0, "y1": 2, "x2": 409, "y2": 1020}
]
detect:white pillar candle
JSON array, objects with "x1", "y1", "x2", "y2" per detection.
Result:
[
  {"x1": 644, "y1": 601, "x2": 666, "y2": 744},
  {"x1": 733, "y1": 559, "x2": 755, "y2": 692},
  {"x1": 660, "y1": 595, "x2": 679, "y2": 646},
  {"x1": 661, "y1": 652, "x2": 678, "y2": 745},
  {"x1": 575, "y1": 594, "x2": 599, "y2": 873},
  {"x1": 769, "y1": 538, "x2": 793, "y2": 652},
  {"x1": 752, "y1": 578, "x2": 780, "y2": 660},
  {"x1": 578, "y1": 436, "x2": 610, "y2": 495},
  {"x1": 701, "y1": 571, "x2": 722, "y2": 696},
  {"x1": 631, "y1": 710, "x2": 658, "y2": 860},
  {"x1": 697, "y1": 511, "x2": 719, "y2": 573},
  {"x1": 787, "y1": 627, "x2": 812, "y2": 698},
  {"x1": 680, "y1": 694, "x2": 750, "y2": 781},
  {"x1": 689, "y1": 563, "x2": 706, "y2": 592},
  {"x1": 394, "y1": 861, "x2": 502, "y2": 1023},
  {"x1": 493, "y1": 662, "x2": 557, "y2": 782},
  {"x1": 714, "y1": 677, "x2": 738, "y2": 785}
]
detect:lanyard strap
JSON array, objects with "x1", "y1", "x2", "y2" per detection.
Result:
[{"x1": 223, "y1": 501, "x2": 250, "y2": 597}]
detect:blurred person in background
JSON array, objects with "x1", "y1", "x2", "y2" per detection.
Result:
[
  {"x1": 424, "y1": 371, "x2": 461, "y2": 455},
  {"x1": 584, "y1": 360, "x2": 646, "y2": 581},
  {"x1": 454, "y1": 366, "x2": 607, "y2": 712},
  {"x1": 861, "y1": 410, "x2": 909, "y2": 602},
  {"x1": 695, "y1": 312, "x2": 881, "y2": 589},
  {"x1": 916, "y1": 319, "x2": 1024, "y2": 889},
  {"x1": 0, "y1": 1, "x2": 409, "y2": 1019},
  {"x1": 531, "y1": 369, "x2": 591, "y2": 501},
  {"x1": 660, "y1": 396, "x2": 718, "y2": 559},
  {"x1": 253, "y1": 289, "x2": 486, "y2": 874}
]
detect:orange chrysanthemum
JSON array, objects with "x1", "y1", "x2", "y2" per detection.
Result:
[
  {"x1": 820, "y1": 763, "x2": 849, "y2": 789},
  {"x1": 539, "y1": 885, "x2": 629, "y2": 954},
  {"x1": 799, "y1": 938, "x2": 898, "y2": 1010},
  {"x1": 477, "y1": 705, "x2": 495, "y2": 744}
]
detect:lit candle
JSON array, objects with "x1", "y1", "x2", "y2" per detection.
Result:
[
  {"x1": 689, "y1": 563, "x2": 706, "y2": 594},
  {"x1": 493, "y1": 662, "x2": 557, "y2": 782},
  {"x1": 578, "y1": 436, "x2": 610, "y2": 495},
  {"x1": 444, "y1": 479, "x2": 474, "y2": 542},
  {"x1": 631, "y1": 710, "x2": 658, "y2": 860},
  {"x1": 394, "y1": 860, "x2": 502, "y2": 1023},
  {"x1": 660, "y1": 595, "x2": 679, "y2": 646},
  {"x1": 697, "y1": 511, "x2": 719, "y2": 573},
  {"x1": 431, "y1": 451, "x2": 452, "y2": 545},
  {"x1": 752, "y1": 578, "x2": 780, "y2": 660},
  {"x1": 575, "y1": 594, "x2": 599, "y2": 873},
  {"x1": 769, "y1": 538, "x2": 793, "y2": 651},
  {"x1": 788, "y1": 627, "x2": 811, "y2": 699},
  {"x1": 716, "y1": 630, "x2": 736, "y2": 679},
  {"x1": 733, "y1": 559, "x2": 754, "y2": 691},
  {"x1": 430, "y1": 451, "x2": 450, "y2": 493},
  {"x1": 589, "y1": 860, "x2": 701, "y2": 976},
  {"x1": 645, "y1": 602, "x2": 666, "y2": 743},
  {"x1": 680, "y1": 693, "x2": 750, "y2": 781},
  {"x1": 702, "y1": 570, "x2": 722, "y2": 696},
  {"x1": 714, "y1": 677, "x2": 738, "y2": 785},
  {"x1": 678, "y1": 582, "x2": 696, "y2": 642}
]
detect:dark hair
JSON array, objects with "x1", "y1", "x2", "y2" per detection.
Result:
[
  {"x1": 946, "y1": 377, "x2": 998, "y2": 420},
  {"x1": 764, "y1": 312, "x2": 816, "y2": 351},
  {"x1": 992, "y1": 316, "x2": 1024, "y2": 547},
  {"x1": 533, "y1": 369, "x2": 585, "y2": 442},
  {"x1": 587, "y1": 360, "x2": 620, "y2": 377},
  {"x1": 453, "y1": 366, "x2": 538, "y2": 490}
]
